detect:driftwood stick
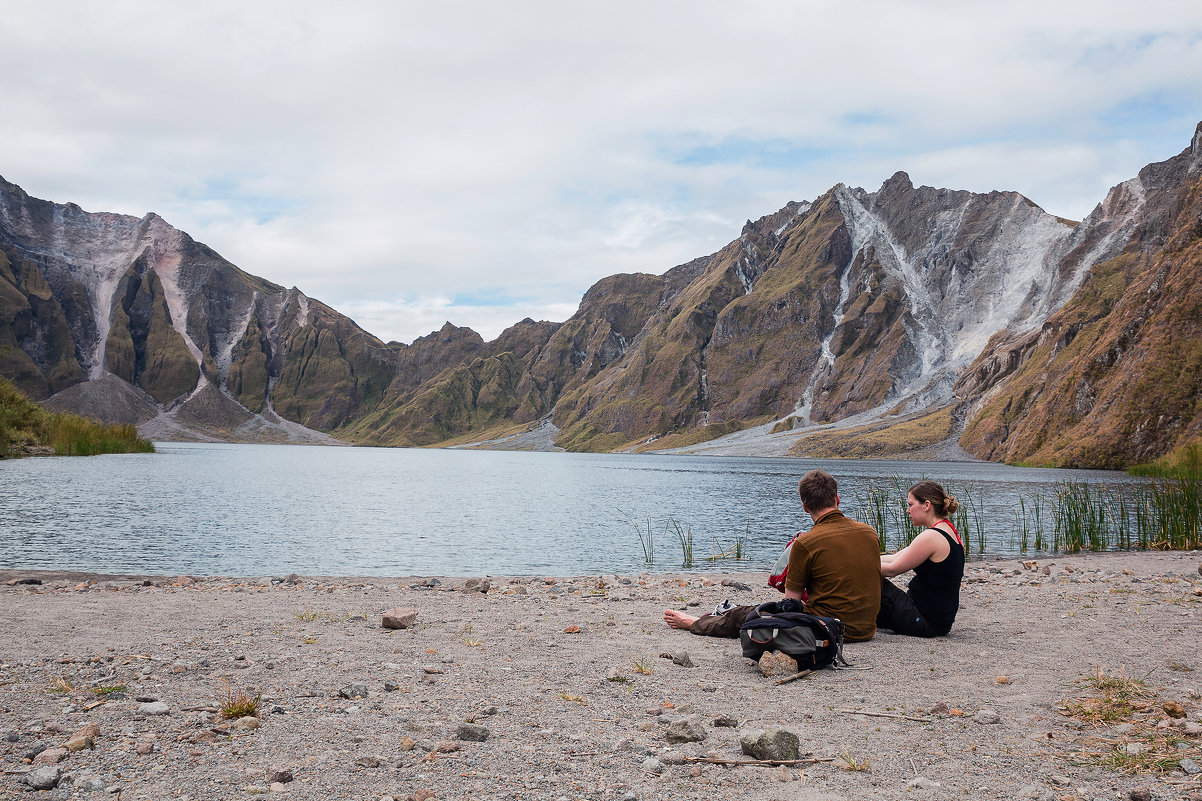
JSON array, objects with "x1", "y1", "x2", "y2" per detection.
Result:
[
  {"x1": 772, "y1": 670, "x2": 814, "y2": 686},
  {"x1": 680, "y1": 755, "x2": 837, "y2": 767},
  {"x1": 836, "y1": 708, "x2": 933, "y2": 722}
]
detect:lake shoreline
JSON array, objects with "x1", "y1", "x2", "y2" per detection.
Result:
[{"x1": 3, "y1": 550, "x2": 1201, "y2": 800}]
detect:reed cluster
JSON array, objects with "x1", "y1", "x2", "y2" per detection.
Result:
[
  {"x1": 625, "y1": 512, "x2": 747, "y2": 567},
  {"x1": 1009, "y1": 479, "x2": 1199, "y2": 553},
  {"x1": 857, "y1": 473, "x2": 1200, "y2": 558}
]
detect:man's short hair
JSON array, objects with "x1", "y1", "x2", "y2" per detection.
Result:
[{"x1": 797, "y1": 469, "x2": 838, "y2": 512}]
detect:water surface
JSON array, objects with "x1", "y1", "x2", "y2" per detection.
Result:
[{"x1": 0, "y1": 443, "x2": 1141, "y2": 575}]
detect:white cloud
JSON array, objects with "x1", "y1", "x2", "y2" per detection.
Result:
[{"x1": 2, "y1": 1, "x2": 1201, "y2": 342}]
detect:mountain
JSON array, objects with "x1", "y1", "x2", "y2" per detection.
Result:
[
  {"x1": 2, "y1": 122, "x2": 1200, "y2": 467},
  {"x1": 955, "y1": 123, "x2": 1202, "y2": 468}
]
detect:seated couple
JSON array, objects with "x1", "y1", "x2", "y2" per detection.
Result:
[{"x1": 663, "y1": 470, "x2": 964, "y2": 641}]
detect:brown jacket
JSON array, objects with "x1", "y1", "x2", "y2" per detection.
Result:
[{"x1": 784, "y1": 510, "x2": 881, "y2": 641}]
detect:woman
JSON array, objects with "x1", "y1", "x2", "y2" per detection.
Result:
[{"x1": 877, "y1": 481, "x2": 964, "y2": 637}]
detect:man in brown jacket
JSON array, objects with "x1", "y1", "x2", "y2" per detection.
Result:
[{"x1": 664, "y1": 469, "x2": 881, "y2": 642}]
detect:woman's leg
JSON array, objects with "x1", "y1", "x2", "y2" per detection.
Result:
[{"x1": 877, "y1": 578, "x2": 940, "y2": 637}]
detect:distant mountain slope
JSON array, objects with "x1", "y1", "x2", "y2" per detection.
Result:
[
  {"x1": 3, "y1": 122, "x2": 1200, "y2": 467},
  {"x1": 956, "y1": 124, "x2": 1202, "y2": 467}
]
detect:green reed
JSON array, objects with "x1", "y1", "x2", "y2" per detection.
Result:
[
  {"x1": 632, "y1": 515, "x2": 655, "y2": 564},
  {"x1": 1023, "y1": 478, "x2": 1202, "y2": 554},
  {"x1": 669, "y1": 518, "x2": 694, "y2": 567},
  {"x1": 856, "y1": 481, "x2": 893, "y2": 552}
]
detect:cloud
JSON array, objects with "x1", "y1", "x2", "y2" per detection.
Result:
[{"x1": 2, "y1": 1, "x2": 1201, "y2": 342}]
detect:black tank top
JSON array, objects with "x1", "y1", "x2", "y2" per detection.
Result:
[{"x1": 907, "y1": 521, "x2": 964, "y2": 631}]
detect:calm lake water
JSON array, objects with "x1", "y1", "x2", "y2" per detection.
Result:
[{"x1": 0, "y1": 442, "x2": 1149, "y2": 576}]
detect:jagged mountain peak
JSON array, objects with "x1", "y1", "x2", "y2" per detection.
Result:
[{"x1": 5, "y1": 122, "x2": 1201, "y2": 464}]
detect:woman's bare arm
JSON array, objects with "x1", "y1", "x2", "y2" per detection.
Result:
[{"x1": 880, "y1": 529, "x2": 947, "y2": 578}]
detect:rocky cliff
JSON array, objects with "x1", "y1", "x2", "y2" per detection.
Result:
[
  {"x1": 3, "y1": 122, "x2": 1201, "y2": 466},
  {"x1": 955, "y1": 124, "x2": 1202, "y2": 467}
]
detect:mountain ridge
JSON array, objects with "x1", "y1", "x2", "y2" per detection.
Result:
[{"x1": 3, "y1": 122, "x2": 1200, "y2": 466}]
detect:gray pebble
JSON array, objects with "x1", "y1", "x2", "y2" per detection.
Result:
[
  {"x1": 664, "y1": 716, "x2": 707, "y2": 743},
  {"x1": 740, "y1": 727, "x2": 800, "y2": 761},
  {"x1": 456, "y1": 723, "x2": 490, "y2": 742},
  {"x1": 138, "y1": 701, "x2": 170, "y2": 716},
  {"x1": 640, "y1": 757, "x2": 664, "y2": 775},
  {"x1": 24, "y1": 765, "x2": 62, "y2": 790}
]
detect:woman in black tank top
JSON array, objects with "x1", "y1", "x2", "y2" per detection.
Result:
[{"x1": 877, "y1": 481, "x2": 965, "y2": 637}]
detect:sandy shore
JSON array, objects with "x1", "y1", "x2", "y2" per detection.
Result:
[{"x1": 2, "y1": 551, "x2": 1200, "y2": 801}]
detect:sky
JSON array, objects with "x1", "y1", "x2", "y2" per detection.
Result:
[{"x1": 3, "y1": 2, "x2": 1202, "y2": 344}]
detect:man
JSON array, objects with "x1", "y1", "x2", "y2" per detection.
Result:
[{"x1": 663, "y1": 469, "x2": 881, "y2": 642}]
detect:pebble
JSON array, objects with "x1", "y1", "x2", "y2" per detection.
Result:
[
  {"x1": 231, "y1": 716, "x2": 260, "y2": 731},
  {"x1": 139, "y1": 701, "x2": 170, "y2": 716},
  {"x1": 339, "y1": 684, "x2": 368, "y2": 700},
  {"x1": 1181, "y1": 757, "x2": 1201, "y2": 775},
  {"x1": 1128, "y1": 786, "x2": 1152, "y2": 801},
  {"x1": 712, "y1": 715, "x2": 738, "y2": 728},
  {"x1": 664, "y1": 716, "x2": 707, "y2": 743},
  {"x1": 670, "y1": 652, "x2": 694, "y2": 668},
  {"x1": 33, "y1": 746, "x2": 69, "y2": 765},
  {"x1": 906, "y1": 776, "x2": 941, "y2": 790},
  {"x1": 640, "y1": 757, "x2": 665, "y2": 775},
  {"x1": 740, "y1": 727, "x2": 800, "y2": 761},
  {"x1": 456, "y1": 723, "x2": 490, "y2": 742},
  {"x1": 381, "y1": 608, "x2": 418, "y2": 629},
  {"x1": 462, "y1": 578, "x2": 491, "y2": 593},
  {"x1": 64, "y1": 733, "x2": 95, "y2": 752},
  {"x1": 758, "y1": 652, "x2": 799, "y2": 677},
  {"x1": 23, "y1": 765, "x2": 62, "y2": 790}
]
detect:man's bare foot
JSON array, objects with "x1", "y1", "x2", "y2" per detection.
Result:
[{"x1": 663, "y1": 609, "x2": 698, "y2": 630}]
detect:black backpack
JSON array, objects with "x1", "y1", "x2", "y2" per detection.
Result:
[{"x1": 738, "y1": 600, "x2": 849, "y2": 670}]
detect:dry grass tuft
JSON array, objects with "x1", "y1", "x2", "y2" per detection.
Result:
[
  {"x1": 215, "y1": 677, "x2": 261, "y2": 719},
  {"x1": 45, "y1": 676, "x2": 75, "y2": 694},
  {"x1": 1055, "y1": 666, "x2": 1201, "y2": 776}
]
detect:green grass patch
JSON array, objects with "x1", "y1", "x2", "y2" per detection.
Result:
[
  {"x1": 0, "y1": 376, "x2": 153, "y2": 458},
  {"x1": 1129, "y1": 440, "x2": 1202, "y2": 480}
]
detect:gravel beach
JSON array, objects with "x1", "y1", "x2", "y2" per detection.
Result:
[{"x1": 2, "y1": 551, "x2": 1200, "y2": 801}]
